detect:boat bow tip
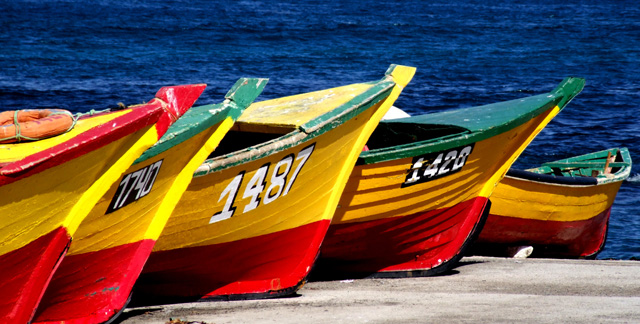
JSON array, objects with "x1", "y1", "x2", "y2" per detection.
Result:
[
  {"x1": 552, "y1": 77, "x2": 586, "y2": 110},
  {"x1": 225, "y1": 78, "x2": 269, "y2": 109},
  {"x1": 154, "y1": 83, "x2": 207, "y2": 138},
  {"x1": 385, "y1": 64, "x2": 417, "y2": 88}
]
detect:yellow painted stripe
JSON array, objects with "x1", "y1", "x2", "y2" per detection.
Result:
[
  {"x1": 491, "y1": 175, "x2": 622, "y2": 222},
  {"x1": 144, "y1": 117, "x2": 237, "y2": 239},
  {"x1": 63, "y1": 126, "x2": 160, "y2": 235},
  {"x1": 67, "y1": 118, "x2": 233, "y2": 255},
  {"x1": 0, "y1": 124, "x2": 153, "y2": 256},
  {"x1": 333, "y1": 105, "x2": 561, "y2": 225},
  {"x1": 154, "y1": 67, "x2": 414, "y2": 251}
]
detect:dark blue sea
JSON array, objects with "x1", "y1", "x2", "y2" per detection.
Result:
[{"x1": 1, "y1": 0, "x2": 638, "y2": 259}]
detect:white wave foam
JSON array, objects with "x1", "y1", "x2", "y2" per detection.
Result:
[{"x1": 626, "y1": 173, "x2": 640, "y2": 183}]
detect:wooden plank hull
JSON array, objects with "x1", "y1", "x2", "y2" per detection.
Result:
[
  {"x1": 0, "y1": 122, "x2": 158, "y2": 324},
  {"x1": 134, "y1": 65, "x2": 416, "y2": 303},
  {"x1": 0, "y1": 84, "x2": 205, "y2": 323},
  {"x1": 32, "y1": 79, "x2": 263, "y2": 324},
  {"x1": 319, "y1": 197, "x2": 489, "y2": 277},
  {"x1": 0, "y1": 228, "x2": 69, "y2": 324},
  {"x1": 474, "y1": 148, "x2": 631, "y2": 258},
  {"x1": 138, "y1": 220, "x2": 329, "y2": 303},
  {"x1": 318, "y1": 78, "x2": 586, "y2": 278}
]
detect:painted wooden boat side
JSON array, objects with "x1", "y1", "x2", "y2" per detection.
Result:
[
  {"x1": 0, "y1": 85, "x2": 205, "y2": 324},
  {"x1": 358, "y1": 77, "x2": 585, "y2": 164},
  {"x1": 317, "y1": 78, "x2": 585, "y2": 278},
  {"x1": 32, "y1": 79, "x2": 266, "y2": 324},
  {"x1": 475, "y1": 147, "x2": 631, "y2": 258},
  {"x1": 134, "y1": 65, "x2": 416, "y2": 304}
]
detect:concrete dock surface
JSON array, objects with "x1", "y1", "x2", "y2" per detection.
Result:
[{"x1": 117, "y1": 257, "x2": 640, "y2": 324}]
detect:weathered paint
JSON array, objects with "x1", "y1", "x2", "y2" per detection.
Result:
[
  {"x1": 135, "y1": 65, "x2": 416, "y2": 302},
  {"x1": 358, "y1": 77, "x2": 585, "y2": 164},
  {"x1": 318, "y1": 78, "x2": 585, "y2": 277},
  {"x1": 319, "y1": 197, "x2": 489, "y2": 277},
  {"x1": 32, "y1": 79, "x2": 265, "y2": 324},
  {"x1": 475, "y1": 147, "x2": 631, "y2": 258},
  {"x1": 0, "y1": 85, "x2": 204, "y2": 324},
  {"x1": 137, "y1": 220, "x2": 329, "y2": 303}
]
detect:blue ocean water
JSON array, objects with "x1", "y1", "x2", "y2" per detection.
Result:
[{"x1": 1, "y1": 0, "x2": 638, "y2": 259}]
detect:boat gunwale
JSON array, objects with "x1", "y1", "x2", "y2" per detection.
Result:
[
  {"x1": 0, "y1": 105, "x2": 164, "y2": 183},
  {"x1": 505, "y1": 147, "x2": 632, "y2": 186},
  {"x1": 134, "y1": 78, "x2": 268, "y2": 164},
  {"x1": 194, "y1": 74, "x2": 397, "y2": 176},
  {"x1": 357, "y1": 77, "x2": 585, "y2": 165}
]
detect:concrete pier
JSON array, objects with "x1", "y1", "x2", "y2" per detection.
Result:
[{"x1": 117, "y1": 257, "x2": 640, "y2": 323}]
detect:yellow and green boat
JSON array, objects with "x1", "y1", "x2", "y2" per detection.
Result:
[
  {"x1": 474, "y1": 147, "x2": 632, "y2": 259},
  {"x1": 31, "y1": 79, "x2": 266, "y2": 324},
  {"x1": 317, "y1": 77, "x2": 585, "y2": 278},
  {"x1": 134, "y1": 65, "x2": 415, "y2": 303}
]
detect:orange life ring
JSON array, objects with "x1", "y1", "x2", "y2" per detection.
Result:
[{"x1": 0, "y1": 109, "x2": 75, "y2": 144}]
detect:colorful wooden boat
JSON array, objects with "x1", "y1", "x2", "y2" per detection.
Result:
[
  {"x1": 0, "y1": 84, "x2": 204, "y2": 324},
  {"x1": 30, "y1": 79, "x2": 265, "y2": 324},
  {"x1": 316, "y1": 77, "x2": 585, "y2": 278},
  {"x1": 133, "y1": 65, "x2": 415, "y2": 304},
  {"x1": 473, "y1": 147, "x2": 632, "y2": 259}
]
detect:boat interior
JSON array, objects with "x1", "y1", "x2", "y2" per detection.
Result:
[{"x1": 365, "y1": 122, "x2": 470, "y2": 150}]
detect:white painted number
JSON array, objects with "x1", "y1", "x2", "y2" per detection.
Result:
[
  {"x1": 402, "y1": 145, "x2": 474, "y2": 187},
  {"x1": 452, "y1": 146, "x2": 472, "y2": 171},
  {"x1": 264, "y1": 155, "x2": 293, "y2": 204},
  {"x1": 242, "y1": 164, "x2": 269, "y2": 213},
  {"x1": 209, "y1": 173, "x2": 244, "y2": 223},
  {"x1": 423, "y1": 153, "x2": 443, "y2": 178},
  {"x1": 209, "y1": 143, "x2": 316, "y2": 223},
  {"x1": 107, "y1": 160, "x2": 163, "y2": 214}
]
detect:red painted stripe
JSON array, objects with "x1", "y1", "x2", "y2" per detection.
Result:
[
  {"x1": 318, "y1": 197, "x2": 488, "y2": 275},
  {"x1": 0, "y1": 105, "x2": 163, "y2": 185},
  {"x1": 33, "y1": 239, "x2": 156, "y2": 324},
  {"x1": 0, "y1": 227, "x2": 70, "y2": 324},
  {"x1": 477, "y1": 207, "x2": 611, "y2": 258},
  {"x1": 134, "y1": 220, "x2": 330, "y2": 304}
]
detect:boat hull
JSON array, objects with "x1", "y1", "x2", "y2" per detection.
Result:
[
  {"x1": 319, "y1": 87, "x2": 573, "y2": 277},
  {"x1": 0, "y1": 228, "x2": 69, "y2": 324},
  {"x1": 0, "y1": 84, "x2": 206, "y2": 323},
  {"x1": 135, "y1": 66, "x2": 415, "y2": 303},
  {"x1": 475, "y1": 175, "x2": 623, "y2": 258},
  {"x1": 136, "y1": 106, "x2": 385, "y2": 301},
  {"x1": 0, "y1": 124, "x2": 157, "y2": 324},
  {"x1": 318, "y1": 197, "x2": 490, "y2": 277},
  {"x1": 32, "y1": 239, "x2": 154, "y2": 324},
  {"x1": 33, "y1": 79, "x2": 261, "y2": 324},
  {"x1": 137, "y1": 220, "x2": 329, "y2": 303}
]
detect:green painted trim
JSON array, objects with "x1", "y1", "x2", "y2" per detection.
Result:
[
  {"x1": 358, "y1": 77, "x2": 586, "y2": 165},
  {"x1": 196, "y1": 65, "x2": 405, "y2": 175},
  {"x1": 134, "y1": 78, "x2": 267, "y2": 164},
  {"x1": 300, "y1": 81, "x2": 394, "y2": 133},
  {"x1": 527, "y1": 147, "x2": 632, "y2": 184}
]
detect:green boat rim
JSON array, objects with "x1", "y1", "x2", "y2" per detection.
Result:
[
  {"x1": 135, "y1": 78, "x2": 267, "y2": 164},
  {"x1": 358, "y1": 77, "x2": 586, "y2": 165},
  {"x1": 521, "y1": 147, "x2": 633, "y2": 185},
  {"x1": 194, "y1": 64, "x2": 413, "y2": 175}
]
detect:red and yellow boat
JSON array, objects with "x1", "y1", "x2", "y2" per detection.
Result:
[
  {"x1": 0, "y1": 84, "x2": 204, "y2": 324},
  {"x1": 474, "y1": 147, "x2": 632, "y2": 259},
  {"x1": 30, "y1": 79, "x2": 266, "y2": 324},
  {"x1": 316, "y1": 77, "x2": 585, "y2": 278},
  {"x1": 133, "y1": 65, "x2": 416, "y2": 304}
]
